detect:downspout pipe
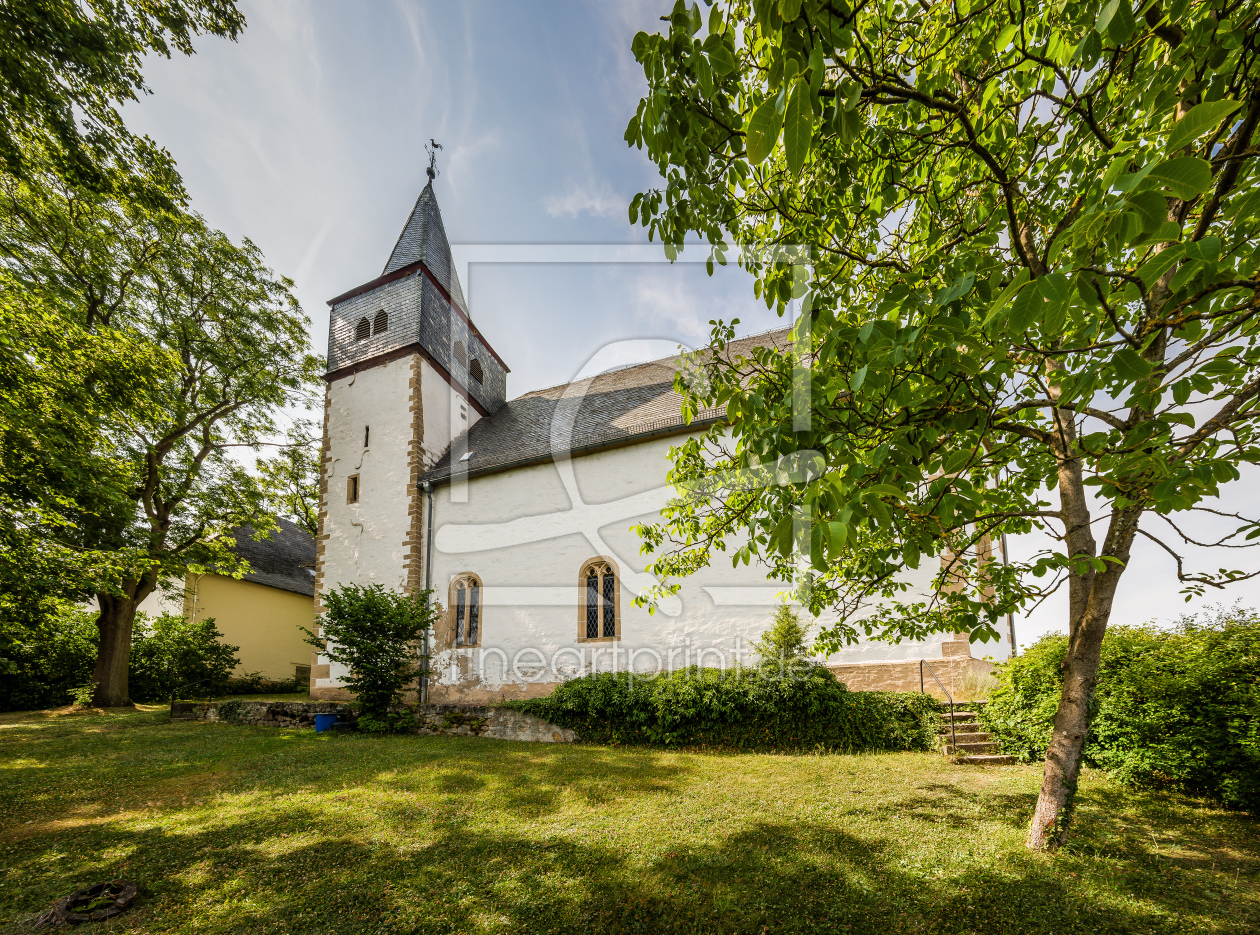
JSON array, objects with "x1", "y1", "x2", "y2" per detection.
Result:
[{"x1": 421, "y1": 480, "x2": 435, "y2": 703}]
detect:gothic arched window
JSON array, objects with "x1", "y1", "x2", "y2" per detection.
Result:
[
  {"x1": 469, "y1": 359, "x2": 484, "y2": 384},
  {"x1": 579, "y1": 558, "x2": 618, "y2": 641},
  {"x1": 354, "y1": 317, "x2": 371, "y2": 341},
  {"x1": 450, "y1": 572, "x2": 482, "y2": 647},
  {"x1": 373, "y1": 310, "x2": 388, "y2": 334},
  {"x1": 453, "y1": 340, "x2": 468, "y2": 366}
]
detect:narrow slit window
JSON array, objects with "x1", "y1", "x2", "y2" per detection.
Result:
[
  {"x1": 363, "y1": 425, "x2": 370, "y2": 448},
  {"x1": 451, "y1": 573, "x2": 482, "y2": 647},
  {"x1": 373, "y1": 310, "x2": 388, "y2": 334},
  {"x1": 346, "y1": 474, "x2": 360, "y2": 503},
  {"x1": 355, "y1": 317, "x2": 371, "y2": 341}
]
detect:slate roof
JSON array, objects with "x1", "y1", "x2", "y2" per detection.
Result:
[
  {"x1": 424, "y1": 328, "x2": 791, "y2": 484},
  {"x1": 221, "y1": 517, "x2": 317, "y2": 597},
  {"x1": 381, "y1": 180, "x2": 469, "y2": 314}
]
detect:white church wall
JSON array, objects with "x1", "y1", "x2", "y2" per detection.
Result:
[
  {"x1": 418, "y1": 357, "x2": 481, "y2": 468},
  {"x1": 315, "y1": 357, "x2": 418, "y2": 691},
  {"x1": 424, "y1": 431, "x2": 986, "y2": 702}
]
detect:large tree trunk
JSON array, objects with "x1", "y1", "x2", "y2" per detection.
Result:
[
  {"x1": 1026, "y1": 505, "x2": 1141, "y2": 849},
  {"x1": 90, "y1": 592, "x2": 143, "y2": 707}
]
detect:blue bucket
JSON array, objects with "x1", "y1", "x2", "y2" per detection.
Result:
[{"x1": 314, "y1": 713, "x2": 339, "y2": 733}]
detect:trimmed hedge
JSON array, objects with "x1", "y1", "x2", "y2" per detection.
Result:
[
  {"x1": 981, "y1": 608, "x2": 1260, "y2": 812},
  {"x1": 506, "y1": 665, "x2": 941, "y2": 753}
]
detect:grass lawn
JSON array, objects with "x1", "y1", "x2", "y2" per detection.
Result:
[{"x1": 1, "y1": 707, "x2": 1256, "y2": 934}]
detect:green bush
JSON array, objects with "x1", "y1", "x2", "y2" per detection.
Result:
[
  {"x1": 981, "y1": 606, "x2": 1260, "y2": 811},
  {"x1": 306, "y1": 583, "x2": 436, "y2": 731},
  {"x1": 129, "y1": 613, "x2": 240, "y2": 702},
  {"x1": 0, "y1": 604, "x2": 98, "y2": 712},
  {"x1": 0, "y1": 604, "x2": 240, "y2": 710},
  {"x1": 507, "y1": 665, "x2": 940, "y2": 753}
]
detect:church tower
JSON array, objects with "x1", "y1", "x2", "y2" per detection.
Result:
[{"x1": 309, "y1": 175, "x2": 508, "y2": 700}]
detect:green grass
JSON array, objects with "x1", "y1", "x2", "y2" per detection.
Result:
[{"x1": 1, "y1": 706, "x2": 1257, "y2": 934}]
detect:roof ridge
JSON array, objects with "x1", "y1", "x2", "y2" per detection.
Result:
[{"x1": 513, "y1": 325, "x2": 791, "y2": 401}]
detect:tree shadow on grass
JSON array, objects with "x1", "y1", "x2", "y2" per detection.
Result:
[
  {"x1": 5, "y1": 803, "x2": 1257, "y2": 935},
  {"x1": 4, "y1": 714, "x2": 1259, "y2": 934}
]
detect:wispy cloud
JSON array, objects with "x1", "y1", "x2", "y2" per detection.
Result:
[{"x1": 543, "y1": 178, "x2": 625, "y2": 218}]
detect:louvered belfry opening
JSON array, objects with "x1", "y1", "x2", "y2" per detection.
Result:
[
  {"x1": 355, "y1": 317, "x2": 371, "y2": 341},
  {"x1": 582, "y1": 560, "x2": 616, "y2": 639},
  {"x1": 373, "y1": 310, "x2": 388, "y2": 334}
]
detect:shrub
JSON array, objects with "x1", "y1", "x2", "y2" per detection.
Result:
[
  {"x1": 508, "y1": 665, "x2": 940, "y2": 753},
  {"x1": 981, "y1": 606, "x2": 1260, "y2": 811},
  {"x1": 750, "y1": 604, "x2": 813, "y2": 679},
  {"x1": 0, "y1": 603, "x2": 98, "y2": 712},
  {"x1": 223, "y1": 671, "x2": 302, "y2": 695},
  {"x1": 306, "y1": 583, "x2": 436, "y2": 731},
  {"x1": 129, "y1": 613, "x2": 240, "y2": 703},
  {"x1": 0, "y1": 603, "x2": 240, "y2": 710}
]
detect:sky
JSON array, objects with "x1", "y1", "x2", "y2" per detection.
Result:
[{"x1": 121, "y1": 0, "x2": 1260, "y2": 647}]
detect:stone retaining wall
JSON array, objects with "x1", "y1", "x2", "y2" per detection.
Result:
[{"x1": 170, "y1": 700, "x2": 576, "y2": 743}]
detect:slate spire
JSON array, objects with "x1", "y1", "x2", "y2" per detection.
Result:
[{"x1": 382, "y1": 179, "x2": 469, "y2": 313}]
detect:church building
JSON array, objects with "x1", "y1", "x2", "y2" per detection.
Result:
[{"x1": 308, "y1": 176, "x2": 1009, "y2": 703}]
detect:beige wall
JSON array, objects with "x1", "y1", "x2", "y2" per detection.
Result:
[{"x1": 185, "y1": 573, "x2": 314, "y2": 680}]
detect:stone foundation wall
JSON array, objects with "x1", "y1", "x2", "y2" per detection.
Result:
[
  {"x1": 829, "y1": 655, "x2": 995, "y2": 700},
  {"x1": 171, "y1": 700, "x2": 575, "y2": 743}
]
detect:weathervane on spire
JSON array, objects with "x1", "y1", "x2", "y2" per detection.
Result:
[{"x1": 425, "y1": 139, "x2": 443, "y2": 180}]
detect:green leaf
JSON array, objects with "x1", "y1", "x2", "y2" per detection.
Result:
[
  {"x1": 851, "y1": 365, "x2": 868, "y2": 391},
  {"x1": 1036, "y1": 272, "x2": 1071, "y2": 303},
  {"x1": 1172, "y1": 379, "x2": 1192, "y2": 405},
  {"x1": 1099, "y1": 0, "x2": 1134, "y2": 44},
  {"x1": 985, "y1": 268, "x2": 1029, "y2": 322},
  {"x1": 1008, "y1": 286, "x2": 1043, "y2": 333},
  {"x1": 995, "y1": 23, "x2": 1017, "y2": 50},
  {"x1": 1113, "y1": 347, "x2": 1153, "y2": 382},
  {"x1": 1100, "y1": 154, "x2": 1130, "y2": 191},
  {"x1": 1135, "y1": 243, "x2": 1185, "y2": 288},
  {"x1": 1185, "y1": 236, "x2": 1221, "y2": 262},
  {"x1": 936, "y1": 272, "x2": 975, "y2": 306},
  {"x1": 745, "y1": 97, "x2": 782, "y2": 165},
  {"x1": 1127, "y1": 190, "x2": 1168, "y2": 232},
  {"x1": 783, "y1": 81, "x2": 812, "y2": 176},
  {"x1": 709, "y1": 42, "x2": 737, "y2": 76},
  {"x1": 1096, "y1": 0, "x2": 1121, "y2": 33},
  {"x1": 1146, "y1": 157, "x2": 1214, "y2": 200},
  {"x1": 1043, "y1": 300, "x2": 1069, "y2": 335},
  {"x1": 1167, "y1": 99, "x2": 1244, "y2": 153}
]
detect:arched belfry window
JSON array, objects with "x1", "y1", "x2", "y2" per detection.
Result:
[
  {"x1": 354, "y1": 317, "x2": 371, "y2": 341},
  {"x1": 450, "y1": 573, "x2": 482, "y2": 647},
  {"x1": 578, "y1": 558, "x2": 619, "y2": 641},
  {"x1": 469, "y1": 359, "x2": 484, "y2": 384},
  {"x1": 453, "y1": 340, "x2": 468, "y2": 367},
  {"x1": 373, "y1": 310, "x2": 388, "y2": 334}
]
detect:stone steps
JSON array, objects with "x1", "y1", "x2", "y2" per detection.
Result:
[{"x1": 938, "y1": 707, "x2": 1014, "y2": 765}]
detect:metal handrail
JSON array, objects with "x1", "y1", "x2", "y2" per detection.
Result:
[{"x1": 919, "y1": 659, "x2": 956, "y2": 753}]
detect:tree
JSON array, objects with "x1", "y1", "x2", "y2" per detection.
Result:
[
  {"x1": 306, "y1": 584, "x2": 437, "y2": 732},
  {"x1": 258, "y1": 419, "x2": 322, "y2": 538},
  {"x1": 627, "y1": 0, "x2": 1260, "y2": 849},
  {"x1": 749, "y1": 603, "x2": 812, "y2": 677},
  {"x1": 1, "y1": 162, "x2": 322, "y2": 705},
  {"x1": 0, "y1": 0, "x2": 244, "y2": 195}
]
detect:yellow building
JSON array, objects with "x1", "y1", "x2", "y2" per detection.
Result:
[{"x1": 183, "y1": 518, "x2": 316, "y2": 683}]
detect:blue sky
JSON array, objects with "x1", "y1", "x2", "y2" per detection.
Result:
[{"x1": 122, "y1": 0, "x2": 1259, "y2": 645}]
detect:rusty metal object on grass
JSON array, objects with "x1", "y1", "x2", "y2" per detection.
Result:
[{"x1": 34, "y1": 880, "x2": 137, "y2": 926}]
